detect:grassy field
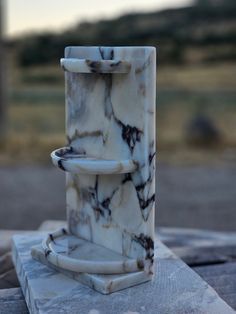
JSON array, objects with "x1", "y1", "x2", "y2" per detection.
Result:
[{"x1": 1, "y1": 62, "x2": 236, "y2": 165}]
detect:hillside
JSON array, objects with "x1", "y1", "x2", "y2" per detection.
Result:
[
  {"x1": 2, "y1": 0, "x2": 235, "y2": 167},
  {"x1": 11, "y1": 1, "x2": 236, "y2": 67}
]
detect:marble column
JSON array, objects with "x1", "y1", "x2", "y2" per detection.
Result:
[{"x1": 34, "y1": 46, "x2": 156, "y2": 293}]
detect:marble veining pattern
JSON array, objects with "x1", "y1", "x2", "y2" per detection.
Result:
[{"x1": 62, "y1": 47, "x2": 156, "y2": 277}]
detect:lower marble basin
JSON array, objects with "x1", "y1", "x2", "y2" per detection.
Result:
[
  {"x1": 42, "y1": 228, "x2": 144, "y2": 275},
  {"x1": 51, "y1": 147, "x2": 137, "y2": 175}
]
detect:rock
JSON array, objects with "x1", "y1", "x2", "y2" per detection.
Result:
[{"x1": 185, "y1": 114, "x2": 221, "y2": 147}]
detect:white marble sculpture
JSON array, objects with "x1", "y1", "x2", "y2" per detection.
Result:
[{"x1": 33, "y1": 46, "x2": 156, "y2": 294}]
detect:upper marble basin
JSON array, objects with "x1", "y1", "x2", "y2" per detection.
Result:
[
  {"x1": 61, "y1": 58, "x2": 131, "y2": 73},
  {"x1": 51, "y1": 147, "x2": 137, "y2": 175}
]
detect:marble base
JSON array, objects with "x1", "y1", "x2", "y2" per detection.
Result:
[
  {"x1": 12, "y1": 233, "x2": 234, "y2": 314},
  {"x1": 31, "y1": 234, "x2": 150, "y2": 294}
]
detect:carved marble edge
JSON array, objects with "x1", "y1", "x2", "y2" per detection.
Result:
[
  {"x1": 41, "y1": 228, "x2": 145, "y2": 275},
  {"x1": 51, "y1": 147, "x2": 137, "y2": 174},
  {"x1": 61, "y1": 58, "x2": 131, "y2": 73}
]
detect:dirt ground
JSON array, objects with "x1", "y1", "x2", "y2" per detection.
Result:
[{"x1": 0, "y1": 163, "x2": 235, "y2": 231}]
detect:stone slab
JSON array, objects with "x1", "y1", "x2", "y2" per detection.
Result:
[
  {"x1": 0, "y1": 288, "x2": 28, "y2": 314},
  {"x1": 12, "y1": 233, "x2": 235, "y2": 314}
]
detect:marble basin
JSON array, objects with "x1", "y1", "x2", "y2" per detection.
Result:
[
  {"x1": 51, "y1": 147, "x2": 137, "y2": 174},
  {"x1": 42, "y1": 228, "x2": 144, "y2": 274}
]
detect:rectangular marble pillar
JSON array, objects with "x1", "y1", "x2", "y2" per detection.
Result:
[{"x1": 64, "y1": 47, "x2": 156, "y2": 274}]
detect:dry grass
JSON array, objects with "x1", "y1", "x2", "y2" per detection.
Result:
[
  {"x1": 8, "y1": 103, "x2": 65, "y2": 134},
  {"x1": 0, "y1": 133, "x2": 65, "y2": 165},
  {"x1": 158, "y1": 63, "x2": 236, "y2": 91},
  {"x1": 1, "y1": 61, "x2": 235, "y2": 165}
]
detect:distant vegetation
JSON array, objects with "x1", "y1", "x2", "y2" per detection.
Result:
[
  {"x1": 9, "y1": 0, "x2": 236, "y2": 67},
  {"x1": 2, "y1": 0, "x2": 235, "y2": 165}
]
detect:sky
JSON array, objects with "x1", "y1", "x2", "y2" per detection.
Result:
[{"x1": 6, "y1": 0, "x2": 191, "y2": 37}]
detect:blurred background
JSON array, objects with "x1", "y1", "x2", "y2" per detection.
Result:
[{"x1": 0, "y1": 0, "x2": 235, "y2": 231}]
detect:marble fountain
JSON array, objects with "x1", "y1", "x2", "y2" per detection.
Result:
[
  {"x1": 12, "y1": 46, "x2": 158, "y2": 312},
  {"x1": 12, "y1": 47, "x2": 234, "y2": 314}
]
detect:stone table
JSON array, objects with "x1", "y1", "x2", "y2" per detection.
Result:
[{"x1": 11, "y1": 232, "x2": 234, "y2": 314}]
